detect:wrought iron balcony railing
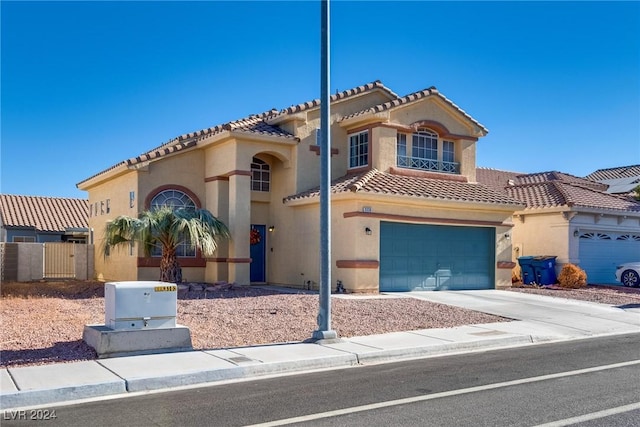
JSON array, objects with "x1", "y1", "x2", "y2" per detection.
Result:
[{"x1": 397, "y1": 155, "x2": 460, "y2": 174}]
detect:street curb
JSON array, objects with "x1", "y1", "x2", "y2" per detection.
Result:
[
  {"x1": 0, "y1": 378, "x2": 126, "y2": 411},
  {"x1": 0, "y1": 337, "x2": 529, "y2": 411},
  {"x1": 346, "y1": 336, "x2": 535, "y2": 365},
  {"x1": 118, "y1": 353, "x2": 359, "y2": 393}
]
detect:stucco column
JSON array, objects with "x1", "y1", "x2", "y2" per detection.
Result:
[
  {"x1": 204, "y1": 177, "x2": 230, "y2": 282},
  {"x1": 227, "y1": 172, "x2": 251, "y2": 285}
]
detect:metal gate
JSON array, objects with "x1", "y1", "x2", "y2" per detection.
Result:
[{"x1": 43, "y1": 243, "x2": 76, "y2": 279}]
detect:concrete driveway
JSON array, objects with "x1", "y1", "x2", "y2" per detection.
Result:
[{"x1": 405, "y1": 289, "x2": 640, "y2": 340}]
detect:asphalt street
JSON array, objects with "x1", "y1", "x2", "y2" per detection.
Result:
[{"x1": 3, "y1": 333, "x2": 638, "y2": 427}]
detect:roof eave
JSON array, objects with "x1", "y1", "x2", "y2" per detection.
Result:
[
  {"x1": 77, "y1": 162, "x2": 129, "y2": 191},
  {"x1": 285, "y1": 191, "x2": 524, "y2": 212},
  {"x1": 338, "y1": 112, "x2": 390, "y2": 129},
  {"x1": 515, "y1": 205, "x2": 640, "y2": 217}
]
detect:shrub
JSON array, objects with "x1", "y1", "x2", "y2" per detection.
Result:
[
  {"x1": 557, "y1": 263, "x2": 587, "y2": 288},
  {"x1": 512, "y1": 266, "x2": 522, "y2": 284}
]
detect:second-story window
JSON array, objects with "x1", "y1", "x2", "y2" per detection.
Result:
[
  {"x1": 443, "y1": 140, "x2": 454, "y2": 163},
  {"x1": 397, "y1": 133, "x2": 408, "y2": 168},
  {"x1": 412, "y1": 128, "x2": 438, "y2": 160},
  {"x1": 349, "y1": 131, "x2": 369, "y2": 168},
  {"x1": 442, "y1": 140, "x2": 456, "y2": 173},
  {"x1": 397, "y1": 133, "x2": 407, "y2": 157},
  {"x1": 251, "y1": 157, "x2": 270, "y2": 192},
  {"x1": 396, "y1": 128, "x2": 459, "y2": 174}
]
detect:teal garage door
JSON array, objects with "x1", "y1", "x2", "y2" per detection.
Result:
[
  {"x1": 380, "y1": 222, "x2": 495, "y2": 291},
  {"x1": 578, "y1": 232, "x2": 640, "y2": 284}
]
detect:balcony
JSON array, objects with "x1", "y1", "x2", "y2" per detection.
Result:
[{"x1": 397, "y1": 155, "x2": 460, "y2": 174}]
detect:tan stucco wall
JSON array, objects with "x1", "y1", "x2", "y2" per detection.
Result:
[
  {"x1": 84, "y1": 169, "x2": 139, "y2": 281},
  {"x1": 511, "y1": 212, "x2": 570, "y2": 264},
  {"x1": 138, "y1": 150, "x2": 206, "y2": 208},
  {"x1": 290, "y1": 90, "x2": 395, "y2": 194},
  {"x1": 83, "y1": 150, "x2": 209, "y2": 283},
  {"x1": 200, "y1": 140, "x2": 296, "y2": 284},
  {"x1": 371, "y1": 127, "x2": 397, "y2": 172},
  {"x1": 459, "y1": 140, "x2": 477, "y2": 182},
  {"x1": 282, "y1": 194, "x2": 515, "y2": 293},
  {"x1": 389, "y1": 98, "x2": 475, "y2": 137}
]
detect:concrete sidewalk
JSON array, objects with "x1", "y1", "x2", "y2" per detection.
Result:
[{"x1": 2, "y1": 290, "x2": 639, "y2": 411}]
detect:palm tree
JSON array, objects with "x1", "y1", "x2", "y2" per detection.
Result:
[{"x1": 104, "y1": 206, "x2": 230, "y2": 283}]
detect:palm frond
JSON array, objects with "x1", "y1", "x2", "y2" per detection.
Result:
[{"x1": 102, "y1": 206, "x2": 230, "y2": 268}]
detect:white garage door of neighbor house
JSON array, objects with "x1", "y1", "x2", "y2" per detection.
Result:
[
  {"x1": 379, "y1": 222, "x2": 495, "y2": 292},
  {"x1": 578, "y1": 231, "x2": 640, "y2": 284}
]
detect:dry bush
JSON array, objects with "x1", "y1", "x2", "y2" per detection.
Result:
[
  {"x1": 511, "y1": 266, "x2": 522, "y2": 283},
  {"x1": 557, "y1": 263, "x2": 587, "y2": 289}
]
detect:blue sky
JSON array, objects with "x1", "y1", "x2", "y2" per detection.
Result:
[{"x1": 2, "y1": 1, "x2": 639, "y2": 199}]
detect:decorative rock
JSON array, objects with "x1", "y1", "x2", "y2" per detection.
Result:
[
  {"x1": 205, "y1": 282, "x2": 233, "y2": 292},
  {"x1": 189, "y1": 284, "x2": 204, "y2": 292},
  {"x1": 177, "y1": 284, "x2": 189, "y2": 298}
]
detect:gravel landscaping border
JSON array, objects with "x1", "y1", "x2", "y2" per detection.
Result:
[{"x1": 1, "y1": 281, "x2": 638, "y2": 368}]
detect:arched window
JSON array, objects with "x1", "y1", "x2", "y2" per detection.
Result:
[
  {"x1": 149, "y1": 189, "x2": 196, "y2": 257},
  {"x1": 251, "y1": 157, "x2": 270, "y2": 192},
  {"x1": 150, "y1": 189, "x2": 196, "y2": 210}
]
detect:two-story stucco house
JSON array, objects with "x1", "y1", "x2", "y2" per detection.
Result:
[{"x1": 77, "y1": 81, "x2": 523, "y2": 292}]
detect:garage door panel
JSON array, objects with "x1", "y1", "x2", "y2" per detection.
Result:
[
  {"x1": 380, "y1": 222, "x2": 495, "y2": 292},
  {"x1": 578, "y1": 232, "x2": 640, "y2": 284}
]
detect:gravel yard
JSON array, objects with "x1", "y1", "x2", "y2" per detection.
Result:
[{"x1": 1, "y1": 281, "x2": 638, "y2": 368}]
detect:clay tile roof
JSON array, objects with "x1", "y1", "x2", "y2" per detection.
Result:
[
  {"x1": 515, "y1": 171, "x2": 607, "y2": 191},
  {"x1": 586, "y1": 164, "x2": 640, "y2": 181},
  {"x1": 506, "y1": 181, "x2": 640, "y2": 212},
  {"x1": 338, "y1": 87, "x2": 488, "y2": 134},
  {"x1": 272, "y1": 80, "x2": 399, "y2": 117},
  {"x1": 0, "y1": 194, "x2": 89, "y2": 232},
  {"x1": 476, "y1": 167, "x2": 522, "y2": 193},
  {"x1": 79, "y1": 81, "x2": 401, "y2": 186},
  {"x1": 284, "y1": 169, "x2": 522, "y2": 206},
  {"x1": 476, "y1": 168, "x2": 608, "y2": 194},
  {"x1": 478, "y1": 167, "x2": 638, "y2": 211},
  {"x1": 126, "y1": 109, "x2": 294, "y2": 166}
]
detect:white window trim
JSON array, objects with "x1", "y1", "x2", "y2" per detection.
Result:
[{"x1": 348, "y1": 130, "x2": 369, "y2": 169}]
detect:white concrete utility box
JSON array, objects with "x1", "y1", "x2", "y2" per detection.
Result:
[{"x1": 105, "y1": 281, "x2": 177, "y2": 330}]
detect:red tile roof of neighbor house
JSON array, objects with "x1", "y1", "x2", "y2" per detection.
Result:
[
  {"x1": 505, "y1": 181, "x2": 640, "y2": 212},
  {"x1": 586, "y1": 165, "x2": 640, "y2": 181},
  {"x1": 78, "y1": 80, "x2": 484, "y2": 187},
  {"x1": 476, "y1": 167, "x2": 640, "y2": 212},
  {"x1": 475, "y1": 168, "x2": 522, "y2": 193},
  {"x1": 284, "y1": 169, "x2": 523, "y2": 206},
  {"x1": 0, "y1": 195, "x2": 89, "y2": 232}
]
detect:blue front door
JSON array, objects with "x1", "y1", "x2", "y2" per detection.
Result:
[{"x1": 250, "y1": 224, "x2": 266, "y2": 282}]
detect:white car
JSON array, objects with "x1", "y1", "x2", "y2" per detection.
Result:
[{"x1": 615, "y1": 262, "x2": 640, "y2": 287}]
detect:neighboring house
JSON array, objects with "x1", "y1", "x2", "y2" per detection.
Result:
[
  {"x1": 78, "y1": 80, "x2": 524, "y2": 292},
  {"x1": 0, "y1": 194, "x2": 89, "y2": 243},
  {"x1": 585, "y1": 165, "x2": 640, "y2": 199},
  {"x1": 477, "y1": 168, "x2": 640, "y2": 284}
]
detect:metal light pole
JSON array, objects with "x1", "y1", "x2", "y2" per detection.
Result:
[{"x1": 312, "y1": 0, "x2": 337, "y2": 341}]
